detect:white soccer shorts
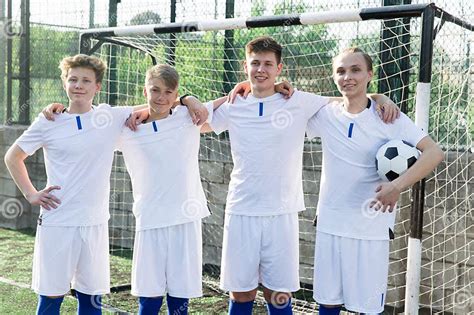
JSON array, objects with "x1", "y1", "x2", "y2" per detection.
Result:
[
  {"x1": 220, "y1": 213, "x2": 300, "y2": 293},
  {"x1": 313, "y1": 231, "x2": 390, "y2": 313},
  {"x1": 131, "y1": 220, "x2": 203, "y2": 298},
  {"x1": 32, "y1": 223, "x2": 110, "y2": 296}
]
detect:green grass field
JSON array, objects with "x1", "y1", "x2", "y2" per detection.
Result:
[{"x1": 0, "y1": 227, "x2": 269, "y2": 314}]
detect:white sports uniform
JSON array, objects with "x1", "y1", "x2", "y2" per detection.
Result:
[
  {"x1": 210, "y1": 91, "x2": 329, "y2": 292},
  {"x1": 118, "y1": 105, "x2": 212, "y2": 298},
  {"x1": 15, "y1": 104, "x2": 133, "y2": 295},
  {"x1": 306, "y1": 100, "x2": 427, "y2": 312}
]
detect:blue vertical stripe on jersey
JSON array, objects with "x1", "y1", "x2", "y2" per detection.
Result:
[
  {"x1": 348, "y1": 122, "x2": 354, "y2": 138},
  {"x1": 152, "y1": 121, "x2": 158, "y2": 132},
  {"x1": 76, "y1": 116, "x2": 82, "y2": 130},
  {"x1": 259, "y1": 102, "x2": 264, "y2": 116},
  {"x1": 381, "y1": 293, "x2": 384, "y2": 306}
]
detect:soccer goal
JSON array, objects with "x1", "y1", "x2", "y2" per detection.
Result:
[{"x1": 79, "y1": 3, "x2": 473, "y2": 313}]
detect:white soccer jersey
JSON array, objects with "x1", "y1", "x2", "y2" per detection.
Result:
[
  {"x1": 118, "y1": 105, "x2": 212, "y2": 230},
  {"x1": 210, "y1": 91, "x2": 329, "y2": 216},
  {"x1": 306, "y1": 100, "x2": 428, "y2": 240},
  {"x1": 15, "y1": 104, "x2": 133, "y2": 226}
]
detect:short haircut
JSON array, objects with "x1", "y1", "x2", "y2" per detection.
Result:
[
  {"x1": 59, "y1": 54, "x2": 107, "y2": 83},
  {"x1": 333, "y1": 47, "x2": 373, "y2": 72},
  {"x1": 245, "y1": 36, "x2": 283, "y2": 64},
  {"x1": 145, "y1": 64, "x2": 180, "y2": 90}
]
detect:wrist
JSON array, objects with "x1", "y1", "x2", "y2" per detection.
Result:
[{"x1": 179, "y1": 94, "x2": 191, "y2": 106}]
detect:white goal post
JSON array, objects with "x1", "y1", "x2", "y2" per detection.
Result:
[{"x1": 80, "y1": 3, "x2": 473, "y2": 313}]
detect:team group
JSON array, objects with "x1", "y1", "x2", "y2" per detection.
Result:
[{"x1": 4, "y1": 36, "x2": 444, "y2": 315}]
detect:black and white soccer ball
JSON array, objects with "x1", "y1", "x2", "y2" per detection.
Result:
[{"x1": 375, "y1": 140, "x2": 420, "y2": 182}]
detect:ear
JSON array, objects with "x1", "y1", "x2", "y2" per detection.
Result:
[
  {"x1": 243, "y1": 60, "x2": 248, "y2": 73},
  {"x1": 367, "y1": 70, "x2": 373, "y2": 81},
  {"x1": 95, "y1": 82, "x2": 102, "y2": 93},
  {"x1": 143, "y1": 87, "x2": 147, "y2": 98},
  {"x1": 276, "y1": 63, "x2": 283, "y2": 75}
]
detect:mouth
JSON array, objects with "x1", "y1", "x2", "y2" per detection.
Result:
[{"x1": 254, "y1": 76, "x2": 268, "y2": 82}]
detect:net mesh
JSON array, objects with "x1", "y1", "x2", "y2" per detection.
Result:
[{"x1": 89, "y1": 14, "x2": 472, "y2": 313}]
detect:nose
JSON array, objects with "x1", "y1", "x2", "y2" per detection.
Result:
[{"x1": 343, "y1": 71, "x2": 353, "y2": 80}]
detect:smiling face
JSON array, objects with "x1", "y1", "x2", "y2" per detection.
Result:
[
  {"x1": 63, "y1": 67, "x2": 101, "y2": 106},
  {"x1": 244, "y1": 51, "x2": 283, "y2": 98},
  {"x1": 144, "y1": 77, "x2": 178, "y2": 116},
  {"x1": 333, "y1": 52, "x2": 373, "y2": 98}
]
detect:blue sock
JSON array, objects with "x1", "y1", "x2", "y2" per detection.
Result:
[
  {"x1": 266, "y1": 298, "x2": 293, "y2": 314},
  {"x1": 228, "y1": 299, "x2": 254, "y2": 315},
  {"x1": 166, "y1": 294, "x2": 189, "y2": 315},
  {"x1": 75, "y1": 291, "x2": 101, "y2": 315},
  {"x1": 36, "y1": 295, "x2": 63, "y2": 315},
  {"x1": 138, "y1": 296, "x2": 164, "y2": 315},
  {"x1": 318, "y1": 304, "x2": 341, "y2": 315}
]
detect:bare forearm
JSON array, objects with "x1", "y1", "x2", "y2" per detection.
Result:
[
  {"x1": 212, "y1": 96, "x2": 227, "y2": 110},
  {"x1": 4, "y1": 151, "x2": 37, "y2": 198},
  {"x1": 368, "y1": 93, "x2": 391, "y2": 103},
  {"x1": 132, "y1": 104, "x2": 148, "y2": 111},
  {"x1": 392, "y1": 145, "x2": 444, "y2": 192}
]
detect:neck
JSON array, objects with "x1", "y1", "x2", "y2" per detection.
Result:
[
  {"x1": 342, "y1": 95, "x2": 370, "y2": 114},
  {"x1": 67, "y1": 101, "x2": 93, "y2": 114},
  {"x1": 147, "y1": 109, "x2": 170, "y2": 122},
  {"x1": 251, "y1": 87, "x2": 276, "y2": 99}
]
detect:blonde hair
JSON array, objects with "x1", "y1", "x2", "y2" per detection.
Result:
[
  {"x1": 145, "y1": 64, "x2": 180, "y2": 89},
  {"x1": 59, "y1": 54, "x2": 107, "y2": 83}
]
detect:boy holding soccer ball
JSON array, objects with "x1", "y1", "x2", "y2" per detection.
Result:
[
  {"x1": 195, "y1": 37, "x2": 400, "y2": 315},
  {"x1": 305, "y1": 48, "x2": 444, "y2": 314}
]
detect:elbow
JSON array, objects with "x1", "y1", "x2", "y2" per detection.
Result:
[
  {"x1": 437, "y1": 147, "x2": 445, "y2": 164},
  {"x1": 4, "y1": 147, "x2": 13, "y2": 167}
]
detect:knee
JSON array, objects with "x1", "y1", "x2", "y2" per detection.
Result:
[
  {"x1": 262, "y1": 288, "x2": 291, "y2": 304},
  {"x1": 230, "y1": 290, "x2": 257, "y2": 303}
]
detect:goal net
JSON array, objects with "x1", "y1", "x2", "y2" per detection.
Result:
[{"x1": 84, "y1": 4, "x2": 472, "y2": 313}]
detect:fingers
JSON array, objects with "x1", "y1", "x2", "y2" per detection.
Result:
[
  {"x1": 39, "y1": 187, "x2": 62, "y2": 210},
  {"x1": 243, "y1": 87, "x2": 251, "y2": 98},
  {"x1": 229, "y1": 89, "x2": 237, "y2": 104},
  {"x1": 40, "y1": 196, "x2": 59, "y2": 210},
  {"x1": 190, "y1": 111, "x2": 198, "y2": 125},
  {"x1": 45, "y1": 185, "x2": 61, "y2": 193}
]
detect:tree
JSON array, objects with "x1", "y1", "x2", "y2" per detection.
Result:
[{"x1": 129, "y1": 11, "x2": 161, "y2": 26}]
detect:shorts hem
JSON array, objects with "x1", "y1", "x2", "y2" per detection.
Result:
[
  {"x1": 344, "y1": 304, "x2": 384, "y2": 313},
  {"x1": 313, "y1": 297, "x2": 344, "y2": 306},
  {"x1": 33, "y1": 288, "x2": 70, "y2": 297},
  {"x1": 167, "y1": 290, "x2": 203, "y2": 299},
  {"x1": 219, "y1": 284, "x2": 259, "y2": 293},
  {"x1": 71, "y1": 285, "x2": 110, "y2": 295},
  {"x1": 260, "y1": 282, "x2": 300, "y2": 293},
  {"x1": 131, "y1": 290, "x2": 166, "y2": 298}
]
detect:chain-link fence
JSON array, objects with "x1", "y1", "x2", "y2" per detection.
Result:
[{"x1": 0, "y1": 0, "x2": 472, "y2": 125}]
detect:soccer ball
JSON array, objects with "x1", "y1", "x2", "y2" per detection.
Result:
[{"x1": 375, "y1": 140, "x2": 420, "y2": 182}]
